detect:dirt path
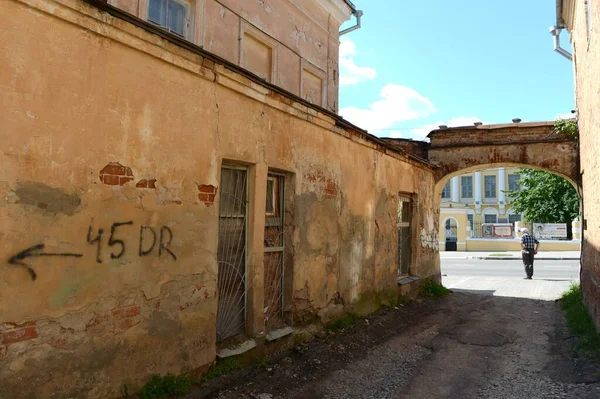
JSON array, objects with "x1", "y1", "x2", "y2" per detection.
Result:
[{"x1": 189, "y1": 293, "x2": 600, "y2": 399}]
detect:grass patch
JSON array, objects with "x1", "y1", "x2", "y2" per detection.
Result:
[
  {"x1": 419, "y1": 279, "x2": 450, "y2": 298},
  {"x1": 294, "y1": 332, "x2": 311, "y2": 346},
  {"x1": 196, "y1": 357, "x2": 241, "y2": 385},
  {"x1": 256, "y1": 356, "x2": 269, "y2": 370},
  {"x1": 560, "y1": 283, "x2": 600, "y2": 359},
  {"x1": 138, "y1": 375, "x2": 192, "y2": 399},
  {"x1": 488, "y1": 253, "x2": 513, "y2": 257},
  {"x1": 325, "y1": 312, "x2": 360, "y2": 332}
]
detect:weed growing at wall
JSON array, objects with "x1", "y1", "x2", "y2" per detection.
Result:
[
  {"x1": 138, "y1": 374, "x2": 192, "y2": 399},
  {"x1": 196, "y1": 358, "x2": 241, "y2": 384},
  {"x1": 325, "y1": 312, "x2": 360, "y2": 332},
  {"x1": 560, "y1": 283, "x2": 600, "y2": 359},
  {"x1": 419, "y1": 280, "x2": 450, "y2": 298},
  {"x1": 554, "y1": 118, "x2": 579, "y2": 139}
]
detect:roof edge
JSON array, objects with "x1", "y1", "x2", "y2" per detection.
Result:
[
  {"x1": 426, "y1": 121, "x2": 559, "y2": 138},
  {"x1": 81, "y1": 0, "x2": 432, "y2": 169}
]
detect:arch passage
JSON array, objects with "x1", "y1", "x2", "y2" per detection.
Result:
[{"x1": 427, "y1": 122, "x2": 579, "y2": 185}]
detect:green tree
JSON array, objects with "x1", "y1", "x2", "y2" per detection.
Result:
[{"x1": 507, "y1": 169, "x2": 580, "y2": 224}]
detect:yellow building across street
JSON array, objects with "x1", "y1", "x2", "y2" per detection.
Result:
[{"x1": 439, "y1": 167, "x2": 581, "y2": 252}]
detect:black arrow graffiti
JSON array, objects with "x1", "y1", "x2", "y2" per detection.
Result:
[{"x1": 8, "y1": 244, "x2": 83, "y2": 281}]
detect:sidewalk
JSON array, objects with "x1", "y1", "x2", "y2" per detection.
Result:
[{"x1": 440, "y1": 250, "x2": 581, "y2": 261}]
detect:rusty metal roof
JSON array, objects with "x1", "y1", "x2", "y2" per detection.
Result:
[{"x1": 426, "y1": 121, "x2": 558, "y2": 138}]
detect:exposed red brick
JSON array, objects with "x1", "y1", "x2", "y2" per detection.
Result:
[
  {"x1": 101, "y1": 174, "x2": 120, "y2": 185},
  {"x1": 85, "y1": 314, "x2": 108, "y2": 330},
  {"x1": 0, "y1": 321, "x2": 34, "y2": 332},
  {"x1": 112, "y1": 305, "x2": 141, "y2": 319},
  {"x1": 199, "y1": 193, "x2": 210, "y2": 202},
  {"x1": 204, "y1": 291, "x2": 210, "y2": 299},
  {"x1": 1, "y1": 326, "x2": 38, "y2": 345},
  {"x1": 198, "y1": 184, "x2": 217, "y2": 194},
  {"x1": 155, "y1": 300, "x2": 161, "y2": 309},
  {"x1": 136, "y1": 179, "x2": 157, "y2": 189},
  {"x1": 179, "y1": 302, "x2": 192, "y2": 311},
  {"x1": 208, "y1": 193, "x2": 216, "y2": 202},
  {"x1": 99, "y1": 162, "x2": 131, "y2": 176},
  {"x1": 119, "y1": 176, "x2": 134, "y2": 185},
  {"x1": 99, "y1": 162, "x2": 134, "y2": 186},
  {"x1": 116, "y1": 318, "x2": 139, "y2": 331}
]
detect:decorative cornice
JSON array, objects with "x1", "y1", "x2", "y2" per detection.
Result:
[{"x1": 314, "y1": 0, "x2": 354, "y2": 25}]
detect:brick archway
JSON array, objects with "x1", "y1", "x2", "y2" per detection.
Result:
[{"x1": 427, "y1": 121, "x2": 579, "y2": 185}]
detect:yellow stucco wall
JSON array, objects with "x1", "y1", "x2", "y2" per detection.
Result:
[
  {"x1": 465, "y1": 239, "x2": 580, "y2": 252},
  {"x1": 108, "y1": 0, "x2": 349, "y2": 112},
  {"x1": 0, "y1": 0, "x2": 437, "y2": 397}
]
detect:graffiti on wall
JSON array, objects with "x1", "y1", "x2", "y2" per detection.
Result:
[{"x1": 7, "y1": 222, "x2": 177, "y2": 280}]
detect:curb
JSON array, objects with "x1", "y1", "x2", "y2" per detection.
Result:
[{"x1": 474, "y1": 257, "x2": 580, "y2": 261}]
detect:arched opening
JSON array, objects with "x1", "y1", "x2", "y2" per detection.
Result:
[
  {"x1": 435, "y1": 163, "x2": 582, "y2": 252},
  {"x1": 443, "y1": 217, "x2": 459, "y2": 252}
]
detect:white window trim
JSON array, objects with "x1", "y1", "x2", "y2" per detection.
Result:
[
  {"x1": 484, "y1": 175, "x2": 497, "y2": 198},
  {"x1": 239, "y1": 21, "x2": 279, "y2": 83}
]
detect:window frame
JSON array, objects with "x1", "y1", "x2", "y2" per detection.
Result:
[
  {"x1": 508, "y1": 174, "x2": 520, "y2": 192},
  {"x1": 484, "y1": 214, "x2": 498, "y2": 224},
  {"x1": 147, "y1": 0, "x2": 190, "y2": 38},
  {"x1": 461, "y1": 176, "x2": 473, "y2": 198},
  {"x1": 441, "y1": 181, "x2": 451, "y2": 199},
  {"x1": 484, "y1": 175, "x2": 497, "y2": 198}
]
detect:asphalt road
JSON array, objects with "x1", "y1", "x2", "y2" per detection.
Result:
[{"x1": 442, "y1": 258, "x2": 580, "y2": 281}]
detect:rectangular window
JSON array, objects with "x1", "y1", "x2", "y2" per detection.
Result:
[
  {"x1": 484, "y1": 214, "x2": 497, "y2": 224},
  {"x1": 264, "y1": 173, "x2": 285, "y2": 329},
  {"x1": 467, "y1": 214, "x2": 474, "y2": 230},
  {"x1": 508, "y1": 214, "x2": 522, "y2": 224},
  {"x1": 442, "y1": 181, "x2": 451, "y2": 199},
  {"x1": 265, "y1": 177, "x2": 276, "y2": 216},
  {"x1": 484, "y1": 175, "x2": 496, "y2": 198},
  {"x1": 461, "y1": 176, "x2": 473, "y2": 198},
  {"x1": 397, "y1": 194, "x2": 413, "y2": 276},
  {"x1": 508, "y1": 174, "x2": 520, "y2": 191},
  {"x1": 148, "y1": 0, "x2": 188, "y2": 37}
]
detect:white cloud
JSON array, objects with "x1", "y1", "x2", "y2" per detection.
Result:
[
  {"x1": 339, "y1": 37, "x2": 377, "y2": 86},
  {"x1": 339, "y1": 84, "x2": 436, "y2": 132},
  {"x1": 398, "y1": 116, "x2": 483, "y2": 140}
]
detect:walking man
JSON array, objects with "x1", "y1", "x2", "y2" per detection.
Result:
[{"x1": 520, "y1": 228, "x2": 539, "y2": 279}]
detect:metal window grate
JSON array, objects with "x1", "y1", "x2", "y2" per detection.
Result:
[
  {"x1": 216, "y1": 166, "x2": 248, "y2": 342},
  {"x1": 264, "y1": 173, "x2": 285, "y2": 330}
]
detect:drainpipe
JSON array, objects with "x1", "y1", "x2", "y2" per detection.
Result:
[
  {"x1": 340, "y1": 10, "x2": 363, "y2": 36},
  {"x1": 549, "y1": 25, "x2": 573, "y2": 61}
]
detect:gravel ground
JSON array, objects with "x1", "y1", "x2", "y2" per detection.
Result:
[{"x1": 189, "y1": 292, "x2": 600, "y2": 399}]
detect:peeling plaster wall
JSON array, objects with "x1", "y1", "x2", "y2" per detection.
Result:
[
  {"x1": 428, "y1": 125, "x2": 579, "y2": 183},
  {"x1": 106, "y1": 0, "x2": 348, "y2": 112},
  {"x1": 0, "y1": 0, "x2": 437, "y2": 397},
  {"x1": 567, "y1": 0, "x2": 600, "y2": 329}
]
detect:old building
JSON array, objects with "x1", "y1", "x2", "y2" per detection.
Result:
[
  {"x1": 439, "y1": 166, "x2": 580, "y2": 252},
  {"x1": 552, "y1": 0, "x2": 600, "y2": 327},
  {"x1": 0, "y1": 0, "x2": 439, "y2": 397}
]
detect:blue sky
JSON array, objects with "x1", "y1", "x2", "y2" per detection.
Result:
[{"x1": 338, "y1": 0, "x2": 575, "y2": 140}]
